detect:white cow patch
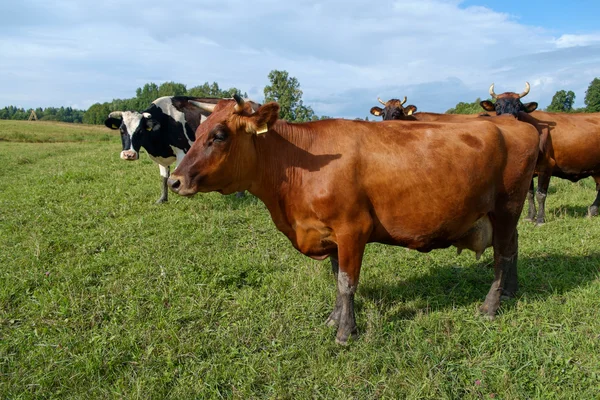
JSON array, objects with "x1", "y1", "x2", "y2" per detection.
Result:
[
  {"x1": 148, "y1": 154, "x2": 177, "y2": 168},
  {"x1": 121, "y1": 111, "x2": 144, "y2": 153}
]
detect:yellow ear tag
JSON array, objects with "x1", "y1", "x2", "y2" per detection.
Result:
[
  {"x1": 112, "y1": 124, "x2": 119, "y2": 129},
  {"x1": 146, "y1": 127, "x2": 152, "y2": 131},
  {"x1": 256, "y1": 124, "x2": 268, "y2": 135}
]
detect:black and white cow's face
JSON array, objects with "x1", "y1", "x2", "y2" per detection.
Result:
[{"x1": 104, "y1": 111, "x2": 161, "y2": 160}]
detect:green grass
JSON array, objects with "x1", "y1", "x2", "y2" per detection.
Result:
[{"x1": 1, "y1": 120, "x2": 599, "y2": 399}]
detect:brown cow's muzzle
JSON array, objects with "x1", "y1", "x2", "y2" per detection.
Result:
[
  {"x1": 120, "y1": 150, "x2": 138, "y2": 161},
  {"x1": 168, "y1": 175, "x2": 197, "y2": 196},
  {"x1": 167, "y1": 177, "x2": 181, "y2": 194}
]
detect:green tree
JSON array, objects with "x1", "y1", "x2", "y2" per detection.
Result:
[
  {"x1": 158, "y1": 81, "x2": 187, "y2": 98},
  {"x1": 584, "y1": 78, "x2": 600, "y2": 113},
  {"x1": 83, "y1": 103, "x2": 111, "y2": 125},
  {"x1": 263, "y1": 70, "x2": 316, "y2": 122},
  {"x1": 135, "y1": 83, "x2": 159, "y2": 110},
  {"x1": 187, "y1": 82, "x2": 247, "y2": 98},
  {"x1": 446, "y1": 98, "x2": 488, "y2": 114},
  {"x1": 546, "y1": 90, "x2": 575, "y2": 112}
]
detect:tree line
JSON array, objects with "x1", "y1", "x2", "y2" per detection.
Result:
[
  {"x1": 2, "y1": 74, "x2": 600, "y2": 123},
  {"x1": 446, "y1": 78, "x2": 600, "y2": 114},
  {"x1": 0, "y1": 70, "x2": 328, "y2": 125},
  {"x1": 0, "y1": 106, "x2": 85, "y2": 123}
]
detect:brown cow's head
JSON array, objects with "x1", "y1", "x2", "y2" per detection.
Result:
[
  {"x1": 370, "y1": 97, "x2": 418, "y2": 120},
  {"x1": 168, "y1": 95, "x2": 278, "y2": 196},
  {"x1": 480, "y1": 82, "x2": 538, "y2": 117}
]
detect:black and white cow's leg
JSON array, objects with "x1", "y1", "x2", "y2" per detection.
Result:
[
  {"x1": 535, "y1": 172, "x2": 551, "y2": 226},
  {"x1": 156, "y1": 165, "x2": 170, "y2": 204},
  {"x1": 588, "y1": 176, "x2": 600, "y2": 217},
  {"x1": 524, "y1": 178, "x2": 537, "y2": 222},
  {"x1": 325, "y1": 253, "x2": 343, "y2": 327}
]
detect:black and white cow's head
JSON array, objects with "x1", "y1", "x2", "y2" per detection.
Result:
[
  {"x1": 104, "y1": 110, "x2": 161, "y2": 161},
  {"x1": 104, "y1": 96, "x2": 219, "y2": 162}
]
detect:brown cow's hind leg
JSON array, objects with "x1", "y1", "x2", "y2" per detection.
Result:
[
  {"x1": 524, "y1": 179, "x2": 536, "y2": 222},
  {"x1": 588, "y1": 177, "x2": 600, "y2": 217},
  {"x1": 535, "y1": 173, "x2": 551, "y2": 226},
  {"x1": 480, "y1": 214, "x2": 519, "y2": 318},
  {"x1": 325, "y1": 254, "x2": 343, "y2": 327}
]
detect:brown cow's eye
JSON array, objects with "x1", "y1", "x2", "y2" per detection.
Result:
[{"x1": 214, "y1": 131, "x2": 228, "y2": 142}]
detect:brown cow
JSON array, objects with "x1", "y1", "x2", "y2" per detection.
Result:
[
  {"x1": 168, "y1": 95, "x2": 539, "y2": 345},
  {"x1": 370, "y1": 96, "x2": 418, "y2": 120},
  {"x1": 480, "y1": 83, "x2": 600, "y2": 223}
]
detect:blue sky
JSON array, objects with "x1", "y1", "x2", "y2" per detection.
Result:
[{"x1": 1, "y1": 0, "x2": 599, "y2": 118}]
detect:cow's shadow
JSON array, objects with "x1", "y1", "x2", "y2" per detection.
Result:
[
  {"x1": 547, "y1": 205, "x2": 591, "y2": 218},
  {"x1": 357, "y1": 253, "x2": 600, "y2": 322}
]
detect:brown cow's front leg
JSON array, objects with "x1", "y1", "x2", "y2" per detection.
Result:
[
  {"x1": 325, "y1": 254, "x2": 343, "y2": 327},
  {"x1": 588, "y1": 178, "x2": 600, "y2": 217},
  {"x1": 535, "y1": 173, "x2": 551, "y2": 226},
  {"x1": 332, "y1": 236, "x2": 367, "y2": 345},
  {"x1": 524, "y1": 179, "x2": 537, "y2": 222}
]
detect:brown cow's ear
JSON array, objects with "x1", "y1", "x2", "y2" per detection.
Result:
[
  {"x1": 256, "y1": 102, "x2": 280, "y2": 125},
  {"x1": 405, "y1": 105, "x2": 417, "y2": 115},
  {"x1": 370, "y1": 106, "x2": 383, "y2": 116},
  {"x1": 523, "y1": 102, "x2": 538, "y2": 113},
  {"x1": 480, "y1": 100, "x2": 496, "y2": 112}
]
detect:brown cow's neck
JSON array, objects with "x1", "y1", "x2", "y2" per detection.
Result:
[{"x1": 247, "y1": 120, "x2": 321, "y2": 234}]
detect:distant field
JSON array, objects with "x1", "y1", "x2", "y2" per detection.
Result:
[
  {"x1": 0, "y1": 120, "x2": 111, "y2": 143},
  {"x1": 1, "y1": 120, "x2": 599, "y2": 399}
]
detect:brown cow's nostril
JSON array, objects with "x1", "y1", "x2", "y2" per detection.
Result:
[{"x1": 168, "y1": 178, "x2": 181, "y2": 193}]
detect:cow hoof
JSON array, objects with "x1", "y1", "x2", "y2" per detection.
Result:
[
  {"x1": 335, "y1": 331, "x2": 357, "y2": 346},
  {"x1": 155, "y1": 198, "x2": 168, "y2": 204},
  {"x1": 335, "y1": 337, "x2": 351, "y2": 346},
  {"x1": 524, "y1": 217, "x2": 535, "y2": 223},
  {"x1": 535, "y1": 221, "x2": 545, "y2": 227},
  {"x1": 589, "y1": 206, "x2": 599, "y2": 217},
  {"x1": 479, "y1": 303, "x2": 497, "y2": 320}
]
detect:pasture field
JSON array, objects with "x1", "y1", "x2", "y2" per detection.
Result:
[{"x1": 1, "y1": 120, "x2": 599, "y2": 399}]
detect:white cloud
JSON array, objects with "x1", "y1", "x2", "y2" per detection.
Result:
[
  {"x1": 554, "y1": 34, "x2": 600, "y2": 48},
  {"x1": 1, "y1": 0, "x2": 599, "y2": 116}
]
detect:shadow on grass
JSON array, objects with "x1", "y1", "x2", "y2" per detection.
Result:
[
  {"x1": 221, "y1": 191, "x2": 261, "y2": 210},
  {"x1": 548, "y1": 205, "x2": 592, "y2": 218},
  {"x1": 358, "y1": 253, "x2": 600, "y2": 321}
]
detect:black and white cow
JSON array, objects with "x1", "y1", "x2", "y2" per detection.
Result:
[{"x1": 105, "y1": 96, "x2": 230, "y2": 203}]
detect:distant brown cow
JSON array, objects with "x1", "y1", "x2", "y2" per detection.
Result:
[
  {"x1": 169, "y1": 95, "x2": 539, "y2": 344},
  {"x1": 480, "y1": 83, "x2": 600, "y2": 223},
  {"x1": 370, "y1": 96, "x2": 418, "y2": 120}
]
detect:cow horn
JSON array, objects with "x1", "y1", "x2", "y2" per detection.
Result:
[
  {"x1": 377, "y1": 97, "x2": 386, "y2": 106},
  {"x1": 108, "y1": 111, "x2": 123, "y2": 119},
  {"x1": 233, "y1": 94, "x2": 245, "y2": 112},
  {"x1": 489, "y1": 83, "x2": 498, "y2": 100},
  {"x1": 519, "y1": 82, "x2": 531, "y2": 99},
  {"x1": 400, "y1": 96, "x2": 407, "y2": 106},
  {"x1": 189, "y1": 101, "x2": 216, "y2": 113}
]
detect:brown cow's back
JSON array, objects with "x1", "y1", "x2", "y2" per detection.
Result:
[{"x1": 529, "y1": 111, "x2": 600, "y2": 174}]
